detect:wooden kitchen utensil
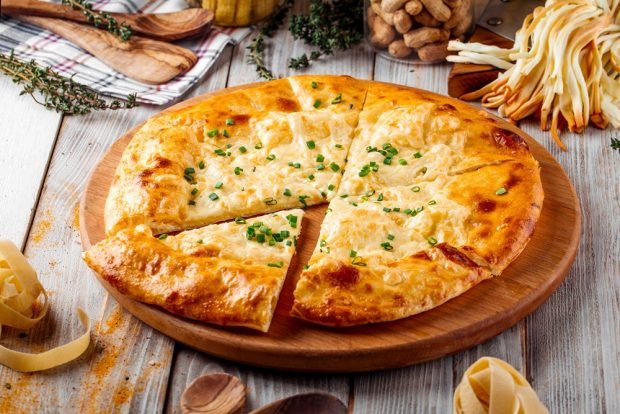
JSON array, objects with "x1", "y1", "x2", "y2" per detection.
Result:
[
  {"x1": 14, "y1": 15, "x2": 197, "y2": 85},
  {"x1": 1, "y1": 0, "x2": 214, "y2": 41},
  {"x1": 181, "y1": 373, "x2": 246, "y2": 414}
]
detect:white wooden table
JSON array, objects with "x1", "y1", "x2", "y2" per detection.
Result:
[{"x1": 0, "y1": 9, "x2": 618, "y2": 413}]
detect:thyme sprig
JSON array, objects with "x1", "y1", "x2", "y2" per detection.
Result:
[
  {"x1": 247, "y1": 0, "x2": 295, "y2": 80},
  {"x1": 61, "y1": 0, "x2": 133, "y2": 41},
  {"x1": 0, "y1": 51, "x2": 138, "y2": 115}
]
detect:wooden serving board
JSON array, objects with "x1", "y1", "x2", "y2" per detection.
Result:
[{"x1": 80, "y1": 82, "x2": 581, "y2": 373}]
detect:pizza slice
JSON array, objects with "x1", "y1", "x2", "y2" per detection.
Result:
[
  {"x1": 291, "y1": 161, "x2": 543, "y2": 326},
  {"x1": 105, "y1": 76, "x2": 368, "y2": 236},
  {"x1": 338, "y1": 82, "x2": 536, "y2": 196},
  {"x1": 83, "y1": 209, "x2": 304, "y2": 332}
]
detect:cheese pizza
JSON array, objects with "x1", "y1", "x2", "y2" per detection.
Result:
[{"x1": 84, "y1": 75, "x2": 544, "y2": 332}]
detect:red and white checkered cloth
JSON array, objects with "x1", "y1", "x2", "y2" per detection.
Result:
[{"x1": 0, "y1": 0, "x2": 251, "y2": 105}]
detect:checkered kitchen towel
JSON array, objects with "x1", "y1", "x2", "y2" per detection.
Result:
[{"x1": 0, "y1": 0, "x2": 251, "y2": 105}]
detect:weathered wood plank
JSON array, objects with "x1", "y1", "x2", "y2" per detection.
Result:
[
  {"x1": 522, "y1": 124, "x2": 619, "y2": 413},
  {"x1": 0, "y1": 76, "x2": 62, "y2": 248}
]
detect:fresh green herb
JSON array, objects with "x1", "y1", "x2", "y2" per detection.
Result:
[
  {"x1": 340, "y1": 194, "x2": 348, "y2": 198},
  {"x1": 328, "y1": 184, "x2": 336, "y2": 191},
  {"x1": 383, "y1": 157, "x2": 393, "y2": 165},
  {"x1": 311, "y1": 81, "x2": 319, "y2": 89},
  {"x1": 359, "y1": 161, "x2": 379, "y2": 177},
  {"x1": 214, "y1": 149, "x2": 226, "y2": 156},
  {"x1": 306, "y1": 140, "x2": 316, "y2": 149},
  {"x1": 404, "y1": 208, "x2": 413, "y2": 215},
  {"x1": 0, "y1": 52, "x2": 138, "y2": 115},
  {"x1": 264, "y1": 197, "x2": 277, "y2": 205},
  {"x1": 329, "y1": 162, "x2": 340, "y2": 172},
  {"x1": 226, "y1": 118, "x2": 235, "y2": 126},
  {"x1": 222, "y1": 129, "x2": 230, "y2": 138},
  {"x1": 197, "y1": 239, "x2": 204, "y2": 244},
  {"x1": 377, "y1": 193, "x2": 384, "y2": 201},
  {"x1": 208, "y1": 192, "x2": 219, "y2": 201},
  {"x1": 351, "y1": 256, "x2": 367, "y2": 266},
  {"x1": 198, "y1": 160, "x2": 205, "y2": 169},
  {"x1": 283, "y1": 188, "x2": 292, "y2": 197},
  {"x1": 349, "y1": 250, "x2": 357, "y2": 257},
  {"x1": 215, "y1": 181, "x2": 223, "y2": 189},
  {"x1": 414, "y1": 151, "x2": 423, "y2": 159},
  {"x1": 399, "y1": 158, "x2": 408, "y2": 165},
  {"x1": 383, "y1": 207, "x2": 392, "y2": 212},
  {"x1": 392, "y1": 207, "x2": 400, "y2": 212},
  {"x1": 316, "y1": 154, "x2": 325, "y2": 162},
  {"x1": 611, "y1": 137, "x2": 620, "y2": 151},
  {"x1": 157, "y1": 234, "x2": 168, "y2": 240},
  {"x1": 298, "y1": 194, "x2": 309, "y2": 207},
  {"x1": 496, "y1": 187, "x2": 508, "y2": 196},
  {"x1": 191, "y1": 188, "x2": 199, "y2": 196},
  {"x1": 234, "y1": 166, "x2": 243, "y2": 175},
  {"x1": 427, "y1": 236, "x2": 438, "y2": 246},
  {"x1": 387, "y1": 234, "x2": 395, "y2": 240},
  {"x1": 256, "y1": 234, "x2": 266, "y2": 243},
  {"x1": 266, "y1": 153, "x2": 276, "y2": 161},
  {"x1": 207, "y1": 128, "x2": 219, "y2": 137},
  {"x1": 184, "y1": 167, "x2": 195, "y2": 175},
  {"x1": 62, "y1": 0, "x2": 133, "y2": 40},
  {"x1": 331, "y1": 93, "x2": 343, "y2": 104},
  {"x1": 428, "y1": 200, "x2": 437, "y2": 205},
  {"x1": 317, "y1": 164, "x2": 326, "y2": 170},
  {"x1": 255, "y1": 142, "x2": 263, "y2": 149},
  {"x1": 308, "y1": 174, "x2": 315, "y2": 181},
  {"x1": 335, "y1": 144, "x2": 343, "y2": 149},
  {"x1": 235, "y1": 217, "x2": 246, "y2": 224},
  {"x1": 380, "y1": 241, "x2": 393, "y2": 251},
  {"x1": 313, "y1": 99, "x2": 321, "y2": 109},
  {"x1": 239, "y1": 146, "x2": 248, "y2": 154},
  {"x1": 286, "y1": 240, "x2": 293, "y2": 246},
  {"x1": 411, "y1": 186, "x2": 421, "y2": 192},
  {"x1": 286, "y1": 214, "x2": 298, "y2": 228}
]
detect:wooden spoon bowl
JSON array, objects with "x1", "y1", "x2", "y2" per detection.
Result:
[{"x1": 181, "y1": 373, "x2": 246, "y2": 414}]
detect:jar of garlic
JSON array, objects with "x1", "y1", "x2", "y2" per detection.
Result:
[{"x1": 365, "y1": 0, "x2": 474, "y2": 62}]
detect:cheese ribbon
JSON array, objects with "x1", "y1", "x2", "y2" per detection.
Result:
[
  {"x1": 453, "y1": 357, "x2": 549, "y2": 414},
  {"x1": 0, "y1": 240, "x2": 90, "y2": 372}
]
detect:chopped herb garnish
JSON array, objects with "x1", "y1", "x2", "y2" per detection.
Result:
[
  {"x1": 359, "y1": 161, "x2": 379, "y2": 177},
  {"x1": 286, "y1": 240, "x2": 293, "y2": 246},
  {"x1": 306, "y1": 140, "x2": 316, "y2": 149},
  {"x1": 255, "y1": 142, "x2": 263, "y2": 149},
  {"x1": 428, "y1": 200, "x2": 437, "y2": 205},
  {"x1": 286, "y1": 214, "x2": 298, "y2": 228},
  {"x1": 214, "y1": 149, "x2": 226, "y2": 156},
  {"x1": 317, "y1": 164, "x2": 326, "y2": 170},
  {"x1": 215, "y1": 181, "x2": 223, "y2": 189},
  {"x1": 198, "y1": 160, "x2": 205, "y2": 169},
  {"x1": 380, "y1": 241, "x2": 393, "y2": 251},
  {"x1": 399, "y1": 158, "x2": 408, "y2": 165},
  {"x1": 235, "y1": 217, "x2": 246, "y2": 224},
  {"x1": 367, "y1": 146, "x2": 377, "y2": 152},
  {"x1": 496, "y1": 187, "x2": 508, "y2": 195},
  {"x1": 209, "y1": 192, "x2": 219, "y2": 201},
  {"x1": 321, "y1": 191, "x2": 327, "y2": 198},
  {"x1": 329, "y1": 162, "x2": 340, "y2": 172},
  {"x1": 188, "y1": 200, "x2": 196, "y2": 206},
  {"x1": 411, "y1": 186, "x2": 421, "y2": 192},
  {"x1": 383, "y1": 207, "x2": 392, "y2": 212},
  {"x1": 280, "y1": 230, "x2": 290, "y2": 238},
  {"x1": 331, "y1": 93, "x2": 343, "y2": 104},
  {"x1": 313, "y1": 99, "x2": 321, "y2": 108},
  {"x1": 383, "y1": 157, "x2": 393, "y2": 165},
  {"x1": 350, "y1": 249, "x2": 357, "y2": 257},
  {"x1": 311, "y1": 81, "x2": 318, "y2": 89},
  {"x1": 259, "y1": 225, "x2": 271, "y2": 234},
  {"x1": 427, "y1": 236, "x2": 438, "y2": 246},
  {"x1": 320, "y1": 239, "x2": 327, "y2": 247},
  {"x1": 256, "y1": 234, "x2": 266, "y2": 243},
  {"x1": 207, "y1": 128, "x2": 219, "y2": 137},
  {"x1": 416, "y1": 206, "x2": 424, "y2": 213},
  {"x1": 316, "y1": 154, "x2": 325, "y2": 162},
  {"x1": 327, "y1": 184, "x2": 335, "y2": 191},
  {"x1": 222, "y1": 129, "x2": 230, "y2": 138},
  {"x1": 335, "y1": 144, "x2": 343, "y2": 149},
  {"x1": 239, "y1": 146, "x2": 247, "y2": 153},
  {"x1": 365, "y1": 189, "x2": 376, "y2": 196},
  {"x1": 283, "y1": 188, "x2": 292, "y2": 197},
  {"x1": 393, "y1": 207, "x2": 400, "y2": 212},
  {"x1": 157, "y1": 234, "x2": 168, "y2": 240},
  {"x1": 308, "y1": 174, "x2": 315, "y2": 180},
  {"x1": 404, "y1": 208, "x2": 413, "y2": 215},
  {"x1": 419, "y1": 167, "x2": 428, "y2": 174},
  {"x1": 288, "y1": 161, "x2": 301, "y2": 169},
  {"x1": 197, "y1": 239, "x2": 203, "y2": 244},
  {"x1": 377, "y1": 193, "x2": 384, "y2": 201},
  {"x1": 264, "y1": 197, "x2": 277, "y2": 205},
  {"x1": 340, "y1": 194, "x2": 348, "y2": 198},
  {"x1": 226, "y1": 118, "x2": 235, "y2": 126},
  {"x1": 414, "y1": 151, "x2": 423, "y2": 158},
  {"x1": 298, "y1": 195, "x2": 309, "y2": 207},
  {"x1": 387, "y1": 234, "x2": 395, "y2": 240},
  {"x1": 191, "y1": 188, "x2": 199, "y2": 196},
  {"x1": 184, "y1": 167, "x2": 195, "y2": 175},
  {"x1": 352, "y1": 256, "x2": 367, "y2": 266},
  {"x1": 266, "y1": 153, "x2": 276, "y2": 161},
  {"x1": 234, "y1": 166, "x2": 243, "y2": 175}
]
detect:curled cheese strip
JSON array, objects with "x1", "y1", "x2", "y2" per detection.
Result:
[
  {"x1": 0, "y1": 240, "x2": 90, "y2": 372},
  {"x1": 453, "y1": 357, "x2": 549, "y2": 414}
]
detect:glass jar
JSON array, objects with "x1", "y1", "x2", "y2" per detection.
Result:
[
  {"x1": 365, "y1": 0, "x2": 475, "y2": 62},
  {"x1": 186, "y1": 0, "x2": 281, "y2": 26}
]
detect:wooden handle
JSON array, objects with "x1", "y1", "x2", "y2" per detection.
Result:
[
  {"x1": 15, "y1": 15, "x2": 197, "y2": 85},
  {"x1": 447, "y1": 27, "x2": 514, "y2": 99},
  {"x1": 1, "y1": 0, "x2": 214, "y2": 41}
]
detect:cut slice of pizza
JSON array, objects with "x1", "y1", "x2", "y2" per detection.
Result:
[
  {"x1": 291, "y1": 161, "x2": 543, "y2": 326},
  {"x1": 105, "y1": 76, "x2": 368, "y2": 236},
  {"x1": 83, "y1": 209, "x2": 305, "y2": 332},
  {"x1": 338, "y1": 82, "x2": 536, "y2": 197}
]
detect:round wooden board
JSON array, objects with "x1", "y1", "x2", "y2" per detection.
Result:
[{"x1": 80, "y1": 82, "x2": 581, "y2": 373}]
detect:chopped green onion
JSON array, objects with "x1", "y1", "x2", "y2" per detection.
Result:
[
  {"x1": 208, "y1": 192, "x2": 219, "y2": 201},
  {"x1": 157, "y1": 234, "x2": 168, "y2": 240},
  {"x1": 215, "y1": 181, "x2": 223, "y2": 189},
  {"x1": 327, "y1": 184, "x2": 335, "y2": 191},
  {"x1": 198, "y1": 160, "x2": 205, "y2": 169},
  {"x1": 255, "y1": 142, "x2": 263, "y2": 149},
  {"x1": 214, "y1": 149, "x2": 226, "y2": 156},
  {"x1": 256, "y1": 234, "x2": 266, "y2": 243},
  {"x1": 377, "y1": 193, "x2": 384, "y2": 201},
  {"x1": 428, "y1": 200, "x2": 437, "y2": 205},
  {"x1": 383, "y1": 207, "x2": 392, "y2": 212},
  {"x1": 191, "y1": 188, "x2": 199, "y2": 196},
  {"x1": 239, "y1": 146, "x2": 247, "y2": 154},
  {"x1": 329, "y1": 162, "x2": 340, "y2": 172},
  {"x1": 234, "y1": 217, "x2": 246, "y2": 224},
  {"x1": 286, "y1": 214, "x2": 298, "y2": 228},
  {"x1": 414, "y1": 151, "x2": 422, "y2": 159},
  {"x1": 340, "y1": 194, "x2": 348, "y2": 198},
  {"x1": 266, "y1": 154, "x2": 276, "y2": 161},
  {"x1": 383, "y1": 157, "x2": 393, "y2": 165},
  {"x1": 306, "y1": 140, "x2": 316, "y2": 149},
  {"x1": 264, "y1": 197, "x2": 277, "y2": 206},
  {"x1": 184, "y1": 167, "x2": 195, "y2": 175},
  {"x1": 351, "y1": 256, "x2": 367, "y2": 266},
  {"x1": 313, "y1": 99, "x2": 321, "y2": 109},
  {"x1": 334, "y1": 144, "x2": 343, "y2": 149},
  {"x1": 234, "y1": 166, "x2": 243, "y2": 175},
  {"x1": 308, "y1": 174, "x2": 315, "y2": 181},
  {"x1": 207, "y1": 128, "x2": 219, "y2": 137},
  {"x1": 286, "y1": 240, "x2": 293, "y2": 246},
  {"x1": 283, "y1": 188, "x2": 292, "y2": 197},
  {"x1": 317, "y1": 164, "x2": 325, "y2": 171},
  {"x1": 411, "y1": 186, "x2": 420, "y2": 192},
  {"x1": 226, "y1": 118, "x2": 235, "y2": 126},
  {"x1": 496, "y1": 187, "x2": 508, "y2": 195},
  {"x1": 399, "y1": 159, "x2": 408, "y2": 165},
  {"x1": 331, "y1": 93, "x2": 343, "y2": 104},
  {"x1": 311, "y1": 81, "x2": 318, "y2": 89},
  {"x1": 197, "y1": 239, "x2": 203, "y2": 244},
  {"x1": 387, "y1": 234, "x2": 395, "y2": 240},
  {"x1": 380, "y1": 242, "x2": 393, "y2": 251},
  {"x1": 350, "y1": 250, "x2": 357, "y2": 257},
  {"x1": 392, "y1": 207, "x2": 400, "y2": 212},
  {"x1": 298, "y1": 195, "x2": 309, "y2": 207},
  {"x1": 188, "y1": 200, "x2": 196, "y2": 206},
  {"x1": 404, "y1": 208, "x2": 413, "y2": 215},
  {"x1": 316, "y1": 154, "x2": 325, "y2": 162},
  {"x1": 427, "y1": 236, "x2": 438, "y2": 246}
]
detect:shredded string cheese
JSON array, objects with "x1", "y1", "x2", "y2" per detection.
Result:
[
  {"x1": 0, "y1": 240, "x2": 90, "y2": 372},
  {"x1": 453, "y1": 357, "x2": 549, "y2": 414}
]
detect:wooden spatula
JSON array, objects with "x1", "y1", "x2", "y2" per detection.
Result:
[
  {"x1": 2, "y1": 0, "x2": 214, "y2": 41},
  {"x1": 14, "y1": 15, "x2": 197, "y2": 85}
]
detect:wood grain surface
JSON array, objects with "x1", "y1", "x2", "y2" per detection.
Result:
[
  {"x1": 0, "y1": 0, "x2": 617, "y2": 411},
  {"x1": 79, "y1": 80, "x2": 581, "y2": 373}
]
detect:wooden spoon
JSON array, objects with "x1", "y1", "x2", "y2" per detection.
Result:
[
  {"x1": 14, "y1": 15, "x2": 197, "y2": 85},
  {"x1": 250, "y1": 393, "x2": 347, "y2": 414},
  {"x1": 2, "y1": 0, "x2": 214, "y2": 41},
  {"x1": 181, "y1": 373, "x2": 246, "y2": 414}
]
